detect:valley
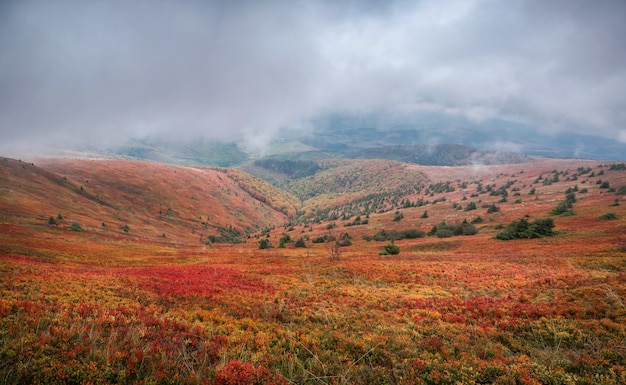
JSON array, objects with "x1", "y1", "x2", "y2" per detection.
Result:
[{"x1": 1, "y1": 155, "x2": 625, "y2": 384}]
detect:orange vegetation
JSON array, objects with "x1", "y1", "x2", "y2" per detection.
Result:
[{"x1": 1, "y1": 156, "x2": 625, "y2": 384}]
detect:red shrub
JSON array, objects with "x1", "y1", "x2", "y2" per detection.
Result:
[{"x1": 214, "y1": 360, "x2": 287, "y2": 385}]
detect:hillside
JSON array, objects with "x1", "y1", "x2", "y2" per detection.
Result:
[
  {"x1": 0, "y1": 157, "x2": 291, "y2": 244},
  {"x1": 283, "y1": 159, "x2": 429, "y2": 221},
  {"x1": 68, "y1": 117, "x2": 625, "y2": 168},
  {"x1": 346, "y1": 144, "x2": 531, "y2": 166},
  {"x1": 2, "y1": 156, "x2": 626, "y2": 384},
  {"x1": 266, "y1": 158, "x2": 626, "y2": 242},
  {"x1": 106, "y1": 137, "x2": 248, "y2": 167},
  {"x1": 7, "y1": 156, "x2": 624, "y2": 253}
]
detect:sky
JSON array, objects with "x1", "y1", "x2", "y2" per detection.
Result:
[{"x1": 1, "y1": 0, "x2": 625, "y2": 154}]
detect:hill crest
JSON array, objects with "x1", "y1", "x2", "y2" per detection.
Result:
[{"x1": 0, "y1": 157, "x2": 293, "y2": 244}]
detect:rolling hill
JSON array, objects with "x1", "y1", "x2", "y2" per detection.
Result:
[
  {"x1": 345, "y1": 144, "x2": 531, "y2": 166},
  {"x1": 1, "y1": 155, "x2": 626, "y2": 384},
  {"x1": 0, "y1": 157, "x2": 293, "y2": 244},
  {"x1": 3, "y1": 155, "x2": 625, "y2": 245}
]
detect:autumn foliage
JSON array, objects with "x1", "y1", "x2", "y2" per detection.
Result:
[{"x1": 1, "y1": 156, "x2": 625, "y2": 384}]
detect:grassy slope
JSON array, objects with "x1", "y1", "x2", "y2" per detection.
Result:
[
  {"x1": 1, "y1": 156, "x2": 626, "y2": 384},
  {"x1": 0, "y1": 157, "x2": 290, "y2": 244},
  {"x1": 286, "y1": 159, "x2": 429, "y2": 213},
  {"x1": 270, "y1": 159, "x2": 625, "y2": 241},
  {"x1": 223, "y1": 168, "x2": 301, "y2": 218}
]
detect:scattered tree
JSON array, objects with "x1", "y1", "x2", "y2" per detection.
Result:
[
  {"x1": 551, "y1": 192, "x2": 576, "y2": 216},
  {"x1": 312, "y1": 235, "x2": 327, "y2": 243},
  {"x1": 278, "y1": 233, "x2": 292, "y2": 248},
  {"x1": 363, "y1": 229, "x2": 425, "y2": 241},
  {"x1": 379, "y1": 241, "x2": 400, "y2": 255},
  {"x1": 428, "y1": 220, "x2": 477, "y2": 238},
  {"x1": 258, "y1": 238, "x2": 272, "y2": 249},
  {"x1": 464, "y1": 202, "x2": 476, "y2": 211},
  {"x1": 495, "y1": 218, "x2": 555, "y2": 240},
  {"x1": 69, "y1": 222, "x2": 83, "y2": 232},
  {"x1": 486, "y1": 204, "x2": 500, "y2": 214},
  {"x1": 294, "y1": 237, "x2": 307, "y2": 248},
  {"x1": 471, "y1": 216, "x2": 483, "y2": 224},
  {"x1": 598, "y1": 212, "x2": 617, "y2": 220}
]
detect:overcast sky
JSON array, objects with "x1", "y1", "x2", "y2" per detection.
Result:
[{"x1": 1, "y1": 0, "x2": 625, "y2": 153}]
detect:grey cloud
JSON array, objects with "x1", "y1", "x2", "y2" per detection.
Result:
[
  {"x1": 0, "y1": 0, "x2": 326, "y2": 146},
  {"x1": 1, "y1": 0, "x2": 625, "y2": 152}
]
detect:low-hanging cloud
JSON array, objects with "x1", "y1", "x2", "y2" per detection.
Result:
[{"x1": 1, "y1": 0, "x2": 625, "y2": 153}]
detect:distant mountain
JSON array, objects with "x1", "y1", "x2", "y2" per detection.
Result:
[
  {"x1": 307, "y1": 112, "x2": 625, "y2": 160},
  {"x1": 60, "y1": 111, "x2": 623, "y2": 166},
  {"x1": 99, "y1": 137, "x2": 248, "y2": 167},
  {"x1": 241, "y1": 144, "x2": 530, "y2": 190},
  {"x1": 346, "y1": 144, "x2": 531, "y2": 166}
]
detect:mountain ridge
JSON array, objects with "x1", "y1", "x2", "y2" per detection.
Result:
[
  {"x1": 0, "y1": 157, "x2": 292, "y2": 244},
  {"x1": 4, "y1": 155, "x2": 622, "y2": 242}
]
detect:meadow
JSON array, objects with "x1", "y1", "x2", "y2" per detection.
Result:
[{"x1": 1, "y1": 157, "x2": 625, "y2": 384}]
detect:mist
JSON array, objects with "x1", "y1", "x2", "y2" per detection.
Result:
[{"x1": 1, "y1": 0, "x2": 625, "y2": 155}]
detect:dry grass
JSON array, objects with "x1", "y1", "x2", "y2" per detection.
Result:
[{"x1": 1, "y1": 156, "x2": 625, "y2": 384}]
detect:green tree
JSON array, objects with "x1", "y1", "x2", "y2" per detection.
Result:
[
  {"x1": 495, "y1": 218, "x2": 554, "y2": 240},
  {"x1": 598, "y1": 212, "x2": 617, "y2": 220},
  {"x1": 464, "y1": 202, "x2": 476, "y2": 211},
  {"x1": 403, "y1": 229, "x2": 425, "y2": 239},
  {"x1": 380, "y1": 241, "x2": 400, "y2": 255},
  {"x1": 551, "y1": 193, "x2": 576, "y2": 216},
  {"x1": 428, "y1": 220, "x2": 477, "y2": 237},
  {"x1": 487, "y1": 204, "x2": 500, "y2": 213},
  {"x1": 258, "y1": 238, "x2": 272, "y2": 249},
  {"x1": 527, "y1": 218, "x2": 555, "y2": 237},
  {"x1": 471, "y1": 216, "x2": 483, "y2": 224},
  {"x1": 459, "y1": 221, "x2": 478, "y2": 235},
  {"x1": 69, "y1": 222, "x2": 83, "y2": 232},
  {"x1": 278, "y1": 233, "x2": 292, "y2": 248}
]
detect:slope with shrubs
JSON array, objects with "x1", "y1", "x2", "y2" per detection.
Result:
[
  {"x1": 2, "y1": 156, "x2": 626, "y2": 384},
  {"x1": 347, "y1": 144, "x2": 531, "y2": 165},
  {"x1": 284, "y1": 159, "x2": 429, "y2": 221},
  {"x1": 223, "y1": 168, "x2": 301, "y2": 218},
  {"x1": 0, "y1": 157, "x2": 290, "y2": 244}
]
